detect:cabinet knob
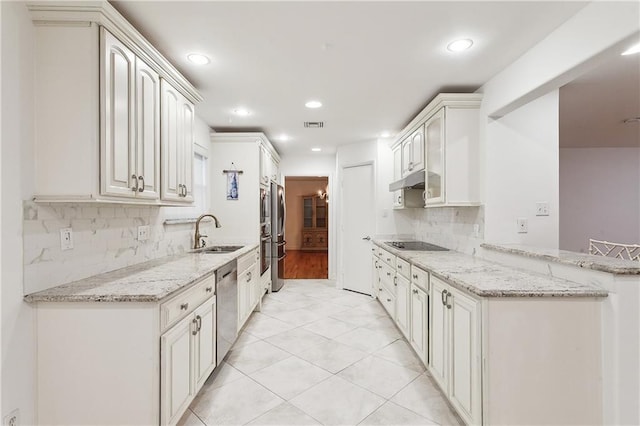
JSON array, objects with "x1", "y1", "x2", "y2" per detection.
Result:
[
  {"x1": 387, "y1": 298, "x2": 392, "y2": 302},
  {"x1": 413, "y1": 274, "x2": 418, "y2": 279},
  {"x1": 180, "y1": 302, "x2": 189, "y2": 311},
  {"x1": 386, "y1": 272, "x2": 391, "y2": 276},
  {"x1": 398, "y1": 264, "x2": 402, "y2": 269},
  {"x1": 412, "y1": 289, "x2": 419, "y2": 294},
  {"x1": 205, "y1": 286, "x2": 213, "y2": 293}
]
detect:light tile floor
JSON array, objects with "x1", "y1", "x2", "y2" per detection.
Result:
[{"x1": 179, "y1": 279, "x2": 463, "y2": 426}]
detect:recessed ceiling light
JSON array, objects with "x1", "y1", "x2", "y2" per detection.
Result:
[
  {"x1": 447, "y1": 39, "x2": 473, "y2": 52},
  {"x1": 187, "y1": 53, "x2": 210, "y2": 65},
  {"x1": 305, "y1": 100, "x2": 323, "y2": 109},
  {"x1": 311, "y1": 147, "x2": 322, "y2": 152},
  {"x1": 276, "y1": 134, "x2": 290, "y2": 141},
  {"x1": 233, "y1": 108, "x2": 251, "y2": 117},
  {"x1": 622, "y1": 42, "x2": 640, "y2": 56},
  {"x1": 380, "y1": 131, "x2": 392, "y2": 138}
]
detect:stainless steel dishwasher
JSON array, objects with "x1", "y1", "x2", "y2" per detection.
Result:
[{"x1": 216, "y1": 260, "x2": 237, "y2": 364}]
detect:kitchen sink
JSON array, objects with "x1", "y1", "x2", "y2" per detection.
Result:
[
  {"x1": 197, "y1": 245, "x2": 244, "y2": 254},
  {"x1": 384, "y1": 241, "x2": 449, "y2": 251}
]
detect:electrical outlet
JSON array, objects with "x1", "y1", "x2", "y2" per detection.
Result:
[
  {"x1": 60, "y1": 227, "x2": 73, "y2": 250},
  {"x1": 517, "y1": 217, "x2": 528, "y2": 233},
  {"x1": 137, "y1": 225, "x2": 150, "y2": 242},
  {"x1": 3, "y1": 409, "x2": 19, "y2": 426},
  {"x1": 536, "y1": 202, "x2": 549, "y2": 216}
]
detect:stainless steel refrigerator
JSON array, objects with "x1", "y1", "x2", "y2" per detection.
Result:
[{"x1": 270, "y1": 182, "x2": 286, "y2": 291}]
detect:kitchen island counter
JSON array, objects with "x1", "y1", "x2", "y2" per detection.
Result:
[{"x1": 373, "y1": 239, "x2": 607, "y2": 298}]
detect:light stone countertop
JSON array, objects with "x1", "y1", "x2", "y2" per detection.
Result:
[
  {"x1": 374, "y1": 240, "x2": 607, "y2": 298},
  {"x1": 24, "y1": 244, "x2": 258, "y2": 303},
  {"x1": 481, "y1": 243, "x2": 640, "y2": 275}
]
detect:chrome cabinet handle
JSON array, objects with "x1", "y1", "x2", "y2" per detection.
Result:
[
  {"x1": 205, "y1": 286, "x2": 213, "y2": 293},
  {"x1": 196, "y1": 315, "x2": 202, "y2": 331},
  {"x1": 138, "y1": 175, "x2": 144, "y2": 192},
  {"x1": 398, "y1": 264, "x2": 402, "y2": 270},
  {"x1": 397, "y1": 195, "x2": 402, "y2": 204},
  {"x1": 393, "y1": 276, "x2": 398, "y2": 286},
  {"x1": 183, "y1": 184, "x2": 188, "y2": 196},
  {"x1": 446, "y1": 292, "x2": 452, "y2": 309},
  {"x1": 441, "y1": 289, "x2": 447, "y2": 306},
  {"x1": 362, "y1": 236, "x2": 371, "y2": 241},
  {"x1": 413, "y1": 289, "x2": 418, "y2": 294},
  {"x1": 192, "y1": 318, "x2": 198, "y2": 335},
  {"x1": 180, "y1": 302, "x2": 189, "y2": 311},
  {"x1": 131, "y1": 174, "x2": 139, "y2": 192},
  {"x1": 374, "y1": 261, "x2": 379, "y2": 268},
  {"x1": 178, "y1": 184, "x2": 183, "y2": 197},
  {"x1": 379, "y1": 288, "x2": 382, "y2": 291},
  {"x1": 247, "y1": 271, "x2": 252, "y2": 282},
  {"x1": 408, "y1": 161, "x2": 414, "y2": 171},
  {"x1": 386, "y1": 272, "x2": 391, "y2": 277}
]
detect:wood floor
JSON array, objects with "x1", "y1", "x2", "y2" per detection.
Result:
[{"x1": 283, "y1": 250, "x2": 328, "y2": 279}]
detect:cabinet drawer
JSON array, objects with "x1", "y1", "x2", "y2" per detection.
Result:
[
  {"x1": 411, "y1": 265, "x2": 429, "y2": 292},
  {"x1": 396, "y1": 257, "x2": 410, "y2": 279},
  {"x1": 160, "y1": 274, "x2": 215, "y2": 332},
  {"x1": 378, "y1": 286, "x2": 395, "y2": 318},
  {"x1": 238, "y1": 249, "x2": 258, "y2": 275},
  {"x1": 379, "y1": 248, "x2": 396, "y2": 268}
]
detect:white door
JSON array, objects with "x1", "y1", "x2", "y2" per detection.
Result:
[
  {"x1": 160, "y1": 315, "x2": 194, "y2": 426},
  {"x1": 181, "y1": 98, "x2": 195, "y2": 202},
  {"x1": 161, "y1": 80, "x2": 182, "y2": 201},
  {"x1": 342, "y1": 163, "x2": 375, "y2": 295},
  {"x1": 135, "y1": 59, "x2": 160, "y2": 199},
  {"x1": 395, "y1": 274, "x2": 411, "y2": 337}
]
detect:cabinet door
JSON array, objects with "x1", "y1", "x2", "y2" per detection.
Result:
[
  {"x1": 135, "y1": 59, "x2": 160, "y2": 199},
  {"x1": 193, "y1": 298, "x2": 216, "y2": 390},
  {"x1": 161, "y1": 80, "x2": 182, "y2": 201},
  {"x1": 270, "y1": 156, "x2": 279, "y2": 183},
  {"x1": 395, "y1": 274, "x2": 411, "y2": 338},
  {"x1": 449, "y1": 287, "x2": 482, "y2": 426},
  {"x1": 259, "y1": 146, "x2": 270, "y2": 186},
  {"x1": 161, "y1": 315, "x2": 194, "y2": 426},
  {"x1": 181, "y1": 99, "x2": 195, "y2": 202},
  {"x1": 429, "y1": 276, "x2": 448, "y2": 391},
  {"x1": 425, "y1": 110, "x2": 445, "y2": 205},
  {"x1": 101, "y1": 29, "x2": 136, "y2": 198},
  {"x1": 401, "y1": 137, "x2": 412, "y2": 176},
  {"x1": 410, "y1": 126, "x2": 425, "y2": 172},
  {"x1": 392, "y1": 146, "x2": 403, "y2": 207},
  {"x1": 410, "y1": 283, "x2": 428, "y2": 363}
]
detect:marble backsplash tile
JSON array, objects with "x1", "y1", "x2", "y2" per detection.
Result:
[
  {"x1": 412, "y1": 206, "x2": 484, "y2": 256},
  {"x1": 22, "y1": 201, "x2": 217, "y2": 295}
]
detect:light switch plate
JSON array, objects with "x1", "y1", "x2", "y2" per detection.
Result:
[
  {"x1": 536, "y1": 202, "x2": 549, "y2": 216},
  {"x1": 60, "y1": 228, "x2": 73, "y2": 250}
]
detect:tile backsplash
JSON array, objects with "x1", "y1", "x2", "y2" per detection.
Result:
[
  {"x1": 22, "y1": 201, "x2": 217, "y2": 295},
  {"x1": 412, "y1": 206, "x2": 484, "y2": 255}
]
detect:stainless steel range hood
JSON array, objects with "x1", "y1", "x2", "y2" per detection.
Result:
[{"x1": 389, "y1": 170, "x2": 425, "y2": 191}]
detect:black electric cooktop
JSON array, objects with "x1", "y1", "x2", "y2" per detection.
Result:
[{"x1": 384, "y1": 241, "x2": 449, "y2": 251}]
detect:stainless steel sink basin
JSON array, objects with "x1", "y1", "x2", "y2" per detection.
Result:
[{"x1": 198, "y1": 245, "x2": 244, "y2": 254}]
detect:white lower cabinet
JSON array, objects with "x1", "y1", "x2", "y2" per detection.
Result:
[
  {"x1": 429, "y1": 275, "x2": 482, "y2": 426},
  {"x1": 395, "y1": 273, "x2": 411, "y2": 337},
  {"x1": 409, "y1": 282, "x2": 428, "y2": 364},
  {"x1": 237, "y1": 248, "x2": 261, "y2": 331},
  {"x1": 161, "y1": 295, "x2": 216, "y2": 426}
]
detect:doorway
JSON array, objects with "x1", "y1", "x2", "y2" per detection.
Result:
[{"x1": 283, "y1": 176, "x2": 329, "y2": 279}]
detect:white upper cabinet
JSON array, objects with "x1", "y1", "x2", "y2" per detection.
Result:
[
  {"x1": 424, "y1": 105, "x2": 480, "y2": 207},
  {"x1": 161, "y1": 80, "x2": 195, "y2": 203},
  {"x1": 390, "y1": 93, "x2": 481, "y2": 209},
  {"x1": 29, "y1": 2, "x2": 201, "y2": 204},
  {"x1": 101, "y1": 29, "x2": 160, "y2": 200},
  {"x1": 401, "y1": 126, "x2": 425, "y2": 176}
]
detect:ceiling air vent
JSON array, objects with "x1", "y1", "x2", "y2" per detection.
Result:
[{"x1": 304, "y1": 121, "x2": 324, "y2": 128}]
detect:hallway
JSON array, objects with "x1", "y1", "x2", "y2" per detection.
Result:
[
  {"x1": 283, "y1": 251, "x2": 328, "y2": 279},
  {"x1": 178, "y1": 279, "x2": 461, "y2": 426}
]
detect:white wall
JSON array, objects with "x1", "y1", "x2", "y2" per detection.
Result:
[
  {"x1": 483, "y1": 90, "x2": 560, "y2": 247},
  {"x1": 560, "y1": 147, "x2": 640, "y2": 252},
  {"x1": 1, "y1": 2, "x2": 36, "y2": 422}
]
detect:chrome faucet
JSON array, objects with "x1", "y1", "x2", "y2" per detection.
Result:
[{"x1": 194, "y1": 214, "x2": 222, "y2": 249}]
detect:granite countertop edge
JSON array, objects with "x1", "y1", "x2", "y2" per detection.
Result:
[
  {"x1": 373, "y1": 239, "x2": 608, "y2": 298},
  {"x1": 24, "y1": 244, "x2": 258, "y2": 303},
  {"x1": 480, "y1": 243, "x2": 640, "y2": 275}
]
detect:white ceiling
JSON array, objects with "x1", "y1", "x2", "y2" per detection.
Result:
[
  {"x1": 111, "y1": 1, "x2": 587, "y2": 157},
  {"x1": 560, "y1": 51, "x2": 640, "y2": 148}
]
